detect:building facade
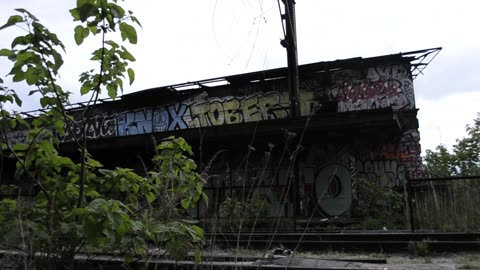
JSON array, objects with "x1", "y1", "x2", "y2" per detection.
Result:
[{"x1": 6, "y1": 49, "x2": 440, "y2": 221}]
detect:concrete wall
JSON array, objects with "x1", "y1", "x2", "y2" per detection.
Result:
[{"x1": 7, "y1": 62, "x2": 422, "y2": 217}]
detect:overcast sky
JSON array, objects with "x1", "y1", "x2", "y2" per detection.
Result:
[{"x1": 1, "y1": 0, "x2": 479, "y2": 154}]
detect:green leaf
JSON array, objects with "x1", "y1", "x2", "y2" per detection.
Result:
[
  {"x1": 88, "y1": 198, "x2": 107, "y2": 212},
  {"x1": 0, "y1": 15, "x2": 24, "y2": 31},
  {"x1": 109, "y1": 3, "x2": 126, "y2": 19},
  {"x1": 72, "y1": 207, "x2": 89, "y2": 216},
  {"x1": 80, "y1": 82, "x2": 92, "y2": 95},
  {"x1": 119, "y1": 46, "x2": 135, "y2": 61},
  {"x1": 69, "y1": 8, "x2": 80, "y2": 21},
  {"x1": 10, "y1": 92, "x2": 22, "y2": 106},
  {"x1": 127, "y1": 68, "x2": 135, "y2": 85},
  {"x1": 191, "y1": 225, "x2": 204, "y2": 239},
  {"x1": 74, "y1": 25, "x2": 89, "y2": 45},
  {"x1": 119, "y1": 22, "x2": 137, "y2": 44},
  {"x1": 4, "y1": 95, "x2": 13, "y2": 104},
  {"x1": 146, "y1": 192, "x2": 155, "y2": 204},
  {"x1": 11, "y1": 36, "x2": 32, "y2": 48},
  {"x1": 12, "y1": 143, "x2": 28, "y2": 151},
  {"x1": 14, "y1": 9, "x2": 38, "y2": 21},
  {"x1": 40, "y1": 97, "x2": 55, "y2": 108},
  {"x1": 0, "y1": 49, "x2": 13, "y2": 57},
  {"x1": 9, "y1": 118, "x2": 16, "y2": 129},
  {"x1": 52, "y1": 51, "x2": 64, "y2": 71},
  {"x1": 87, "y1": 25, "x2": 98, "y2": 34},
  {"x1": 131, "y1": 16, "x2": 142, "y2": 28},
  {"x1": 194, "y1": 248, "x2": 202, "y2": 264},
  {"x1": 86, "y1": 189, "x2": 100, "y2": 198},
  {"x1": 25, "y1": 66, "x2": 41, "y2": 85},
  {"x1": 54, "y1": 119, "x2": 64, "y2": 135},
  {"x1": 28, "y1": 89, "x2": 40, "y2": 96},
  {"x1": 196, "y1": 181, "x2": 203, "y2": 193},
  {"x1": 90, "y1": 48, "x2": 102, "y2": 60},
  {"x1": 107, "y1": 83, "x2": 117, "y2": 99},
  {"x1": 115, "y1": 222, "x2": 129, "y2": 239},
  {"x1": 12, "y1": 70, "x2": 25, "y2": 82},
  {"x1": 116, "y1": 78, "x2": 124, "y2": 92},
  {"x1": 15, "y1": 114, "x2": 28, "y2": 127},
  {"x1": 180, "y1": 198, "x2": 190, "y2": 209},
  {"x1": 105, "y1": 40, "x2": 119, "y2": 48},
  {"x1": 87, "y1": 156, "x2": 103, "y2": 168},
  {"x1": 75, "y1": 0, "x2": 96, "y2": 22},
  {"x1": 46, "y1": 32, "x2": 64, "y2": 49}
]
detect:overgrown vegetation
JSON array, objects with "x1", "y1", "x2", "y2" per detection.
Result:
[
  {"x1": 218, "y1": 193, "x2": 271, "y2": 231},
  {"x1": 407, "y1": 240, "x2": 432, "y2": 263},
  {"x1": 415, "y1": 113, "x2": 480, "y2": 231},
  {"x1": 408, "y1": 240, "x2": 429, "y2": 257},
  {"x1": 424, "y1": 113, "x2": 480, "y2": 177},
  {"x1": 456, "y1": 253, "x2": 480, "y2": 269},
  {"x1": 0, "y1": 1, "x2": 206, "y2": 268},
  {"x1": 353, "y1": 178, "x2": 405, "y2": 230},
  {"x1": 412, "y1": 177, "x2": 480, "y2": 231}
]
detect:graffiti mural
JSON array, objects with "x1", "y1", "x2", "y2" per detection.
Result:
[
  {"x1": 397, "y1": 130, "x2": 423, "y2": 179},
  {"x1": 154, "y1": 104, "x2": 189, "y2": 131},
  {"x1": 353, "y1": 129, "x2": 422, "y2": 187},
  {"x1": 4, "y1": 62, "x2": 423, "y2": 196},
  {"x1": 153, "y1": 92, "x2": 290, "y2": 132},
  {"x1": 117, "y1": 109, "x2": 153, "y2": 136},
  {"x1": 55, "y1": 91, "x2": 293, "y2": 142},
  {"x1": 328, "y1": 64, "x2": 414, "y2": 112},
  {"x1": 60, "y1": 114, "x2": 118, "y2": 142},
  {"x1": 7, "y1": 63, "x2": 416, "y2": 145},
  {"x1": 188, "y1": 92, "x2": 289, "y2": 127},
  {"x1": 356, "y1": 159, "x2": 405, "y2": 187}
]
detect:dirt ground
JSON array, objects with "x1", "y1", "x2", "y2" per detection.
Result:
[
  {"x1": 1, "y1": 248, "x2": 479, "y2": 269},
  {"x1": 282, "y1": 251, "x2": 480, "y2": 269},
  {"x1": 212, "y1": 248, "x2": 480, "y2": 269},
  {"x1": 301, "y1": 251, "x2": 480, "y2": 269}
]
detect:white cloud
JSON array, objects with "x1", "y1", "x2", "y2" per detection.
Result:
[{"x1": 417, "y1": 91, "x2": 480, "y2": 154}]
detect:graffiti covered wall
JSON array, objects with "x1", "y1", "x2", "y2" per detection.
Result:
[
  {"x1": 1, "y1": 59, "x2": 426, "y2": 219},
  {"x1": 199, "y1": 129, "x2": 422, "y2": 219},
  {"x1": 55, "y1": 64, "x2": 414, "y2": 143},
  {"x1": 59, "y1": 91, "x2": 300, "y2": 142},
  {"x1": 7, "y1": 63, "x2": 422, "y2": 199},
  {"x1": 325, "y1": 64, "x2": 414, "y2": 112},
  {"x1": 353, "y1": 129, "x2": 422, "y2": 187},
  {"x1": 9, "y1": 63, "x2": 421, "y2": 174}
]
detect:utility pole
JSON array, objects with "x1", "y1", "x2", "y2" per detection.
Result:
[
  {"x1": 280, "y1": 0, "x2": 302, "y2": 230},
  {"x1": 280, "y1": 0, "x2": 300, "y2": 118}
]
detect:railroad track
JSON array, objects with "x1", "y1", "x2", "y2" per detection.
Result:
[
  {"x1": 0, "y1": 250, "x2": 389, "y2": 270},
  {"x1": 205, "y1": 231, "x2": 480, "y2": 252}
]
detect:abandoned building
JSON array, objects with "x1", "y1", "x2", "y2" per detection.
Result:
[{"x1": 4, "y1": 48, "x2": 440, "y2": 224}]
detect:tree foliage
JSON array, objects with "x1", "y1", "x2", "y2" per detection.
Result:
[
  {"x1": 424, "y1": 113, "x2": 480, "y2": 176},
  {"x1": 0, "y1": 1, "x2": 206, "y2": 268}
]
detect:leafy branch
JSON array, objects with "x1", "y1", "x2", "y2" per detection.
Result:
[{"x1": 0, "y1": 1, "x2": 207, "y2": 268}]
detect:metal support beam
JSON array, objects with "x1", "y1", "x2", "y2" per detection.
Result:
[
  {"x1": 281, "y1": 0, "x2": 300, "y2": 118},
  {"x1": 280, "y1": 0, "x2": 302, "y2": 228}
]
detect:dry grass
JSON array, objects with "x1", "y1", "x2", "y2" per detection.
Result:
[{"x1": 413, "y1": 179, "x2": 480, "y2": 231}]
